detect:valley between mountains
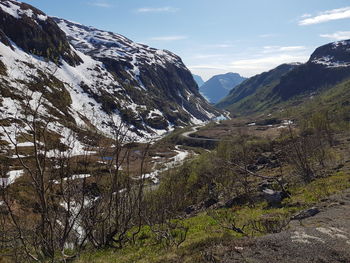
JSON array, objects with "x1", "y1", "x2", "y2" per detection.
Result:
[{"x1": 0, "y1": 0, "x2": 350, "y2": 262}]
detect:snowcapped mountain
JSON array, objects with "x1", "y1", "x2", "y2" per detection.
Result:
[{"x1": 0, "y1": 0, "x2": 221, "y2": 150}]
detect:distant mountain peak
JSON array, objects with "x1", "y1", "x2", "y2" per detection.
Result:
[{"x1": 199, "y1": 72, "x2": 246, "y2": 103}]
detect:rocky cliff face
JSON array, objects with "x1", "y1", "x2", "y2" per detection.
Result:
[
  {"x1": 0, "y1": 0, "x2": 82, "y2": 65},
  {"x1": 0, "y1": 0, "x2": 221, "y2": 152}
]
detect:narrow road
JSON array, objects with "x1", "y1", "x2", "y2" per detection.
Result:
[{"x1": 181, "y1": 125, "x2": 221, "y2": 142}]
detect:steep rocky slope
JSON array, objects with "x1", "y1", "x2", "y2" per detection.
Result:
[
  {"x1": 0, "y1": 0, "x2": 221, "y2": 153},
  {"x1": 200, "y1": 72, "x2": 246, "y2": 103},
  {"x1": 217, "y1": 40, "x2": 350, "y2": 115}
]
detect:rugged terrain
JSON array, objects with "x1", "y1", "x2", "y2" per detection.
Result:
[{"x1": 1, "y1": 1, "x2": 350, "y2": 263}]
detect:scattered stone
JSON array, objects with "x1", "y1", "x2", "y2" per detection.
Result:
[
  {"x1": 262, "y1": 188, "x2": 290, "y2": 208},
  {"x1": 267, "y1": 160, "x2": 280, "y2": 168},
  {"x1": 184, "y1": 205, "x2": 195, "y2": 215},
  {"x1": 327, "y1": 202, "x2": 342, "y2": 208},
  {"x1": 335, "y1": 164, "x2": 344, "y2": 170},
  {"x1": 247, "y1": 164, "x2": 258, "y2": 171},
  {"x1": 256, "y1": 156, "x2": 270, "y2": 165},
  {"x1": 258, "y1": 180, "x2": 274, "y2": 191},
  {"x1": 204, "y1": 198, "x2": 218, "y2": 208},
  {"x1": 224, "y1": 195, "x2": 249, "y2": 208},
  {"x1": 291, "y1": 207, "x2": 320, "y2": 221}
]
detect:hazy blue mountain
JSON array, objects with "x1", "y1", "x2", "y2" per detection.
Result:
[
  {"x1": 200, "y1": 72, "x2": 246, "y2": 103},
  {"x1": 192, "y1": 74, "x2": 205, "y2": 87}
]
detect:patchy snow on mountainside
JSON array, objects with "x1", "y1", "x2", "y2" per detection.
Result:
[
  {"x1": 0, "y1": 170, "x2": 24, "y2": 187},
  {"x1": 311, "y1": 40, "x2": 350, "y2": 68},
  {"x1": 311, "y1": 56, "x2": 350, "y2": 68},
  {"x1": 0, "y1": 0, "x2": 47, "y2": 21},
  {"x1": 55, "y1": 18, "x2": 184, "y2": 69},
  {"x1": 142, "y1": 145, "x2": 193, "y2": 184},
  {"x1": 0, "y1": 0, "x2": 221, "y2": 154}
]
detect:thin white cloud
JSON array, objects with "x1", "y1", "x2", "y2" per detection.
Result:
[
  {"x1": 262, "y1": 46, "x2": 306, "y2": 53},
  {"x1": 301, "y1": 13, "x2": 312, "y2": 18},
  {"x1": 259, "y1": 33, "x2": 277, "y2": 38},
  {"x1": 229, "y1": 54, "x2": 307, "y2": 70},
  {"x1": 149, "y1": 35, "x2": 187, "y2": 41},
  {"x1": 299, "y1": 7, "x2": 350, "y2": 25},
  {"x1": 208, "y1": 44, "x2": 233, "y2": 48},
  {"x1": 196, "y1": 43, "x2": 235, "y2": 51},
  {"x1": 320, "y1": 31, "x2": 350, "y2": 41},
  {"x1": 136, "y1": 7, "x2": 179, "y2": 13},
  {"x1": 189, "y1": 65, "x2": 227, "y2": 70},
  {"x1": 192, "y1": 54, "x2": 228, "y2": 59},
  {"x1": 279, "y1": 46, "x2": 306, "y2": 51},
  {"x1": 88, "y1": 1, "x2": 111, "y2": 8}
]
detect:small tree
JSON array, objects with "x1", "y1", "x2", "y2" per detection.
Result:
[{"x1": 81, "y1": 116, "x2": 150, "y2": 249}]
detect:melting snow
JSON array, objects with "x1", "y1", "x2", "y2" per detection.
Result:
[
  {"x1": 0, "y1": 170, "x2": 24, "y2": 186},
  {"x1": 0, "y1": 1, "x2": 47, "y2": 21},
  {"x1": 312, "y1": 55, "x2": 350, "y2": 68},
  {"x1": 17, "y1": 142, "x2": 34, "y2": 147},
  {"x1": 0, "y1": 1, "x2": 21, "y2": 19},
  {"x1": 142, "y1": 145, "x2": 191, "y2": 184}
]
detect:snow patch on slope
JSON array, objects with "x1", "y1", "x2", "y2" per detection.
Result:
[
  {"x1": 311, "y1": 55, "x2": 350, "y2": 68},
  {"x1": 0, "y1": 0, "x2": 48, "y2": 21}
]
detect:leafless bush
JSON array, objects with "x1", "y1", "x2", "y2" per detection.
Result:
[{"x1": 249, "y1": 215, "x2": 290, "y2": 234}]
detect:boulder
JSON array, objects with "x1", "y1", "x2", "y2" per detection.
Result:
[
  {"x1": 262, "y1": 188, "x2": 290, "y2": 208},
  {"x1": 204, "y1": 198, "x2": 218, "y2": 208},
  {"x1": 291, "y1": 207, "x2": 320, "y2": 221},
  {"x1": 184, "y1": 205, "x2": 195, "y2": 215},
  {"x1": 224, "y1": 195, "x2": 249, "y2": 208}
]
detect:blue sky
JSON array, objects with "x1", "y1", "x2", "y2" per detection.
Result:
[{"x1": 25, "y1": 0, "x2": 350, "y2": 80}]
